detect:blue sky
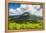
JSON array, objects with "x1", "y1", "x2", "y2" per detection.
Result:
[
  {"x1": 9, "y1": 3, "x2": 21, "y2": 9},
  {"x1": 9, "y1": 3, "x2": 42, "y2": 16}
]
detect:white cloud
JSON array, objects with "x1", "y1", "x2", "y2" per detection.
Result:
[
  {"x1": 31, "y1": 5, "x2": 42, "y2": 16},
  {"x1": 33, "y1": 5, "x2": 40, "y2": 9},
  {"x1": 9, "y1": 9, "x2": 16, "y2": 16},
  {"x1": 24, "y1": 5, "x2": 42, "y2": 16},
  {"x1": 16, "y1": 8, "x2": 24, "y2": 14},
  {"x1": 20, "y1": 4, "x2": 28, "y2": 8},
  {"x1": 9, "y1": 4, "x2": 42, "y2": 17},
  {"x1": 9, "y1": 8, "x2": 24, "y2": 16}
]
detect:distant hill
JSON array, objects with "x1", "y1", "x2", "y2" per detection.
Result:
[{"x1": 9, "y1": 12, "x2": 43, "y2": 22}]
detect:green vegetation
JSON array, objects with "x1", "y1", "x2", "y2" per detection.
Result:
[{"x1": 8, "y1": 19, "x2": 43, "y2": 30}]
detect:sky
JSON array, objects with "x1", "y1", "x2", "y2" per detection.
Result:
[{"x1": 9, "y1": 3, "x2": 42, "y2": 17}]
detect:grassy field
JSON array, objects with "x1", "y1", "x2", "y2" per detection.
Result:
[{"x1": 8, "y1": 20, "x2": 43, "y2": 30}]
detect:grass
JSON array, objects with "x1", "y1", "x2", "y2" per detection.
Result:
[{"x1": 8, "y1": 20, "x2": 43, "y2": 30}]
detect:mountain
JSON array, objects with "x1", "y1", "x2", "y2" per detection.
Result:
[{"x1": 9, "y1": 12, "x2": 42, "y2": 22}]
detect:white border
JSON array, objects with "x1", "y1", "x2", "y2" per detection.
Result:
[{"x1": 0, "y1": 0, "x2": 5, "y2": 33}]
